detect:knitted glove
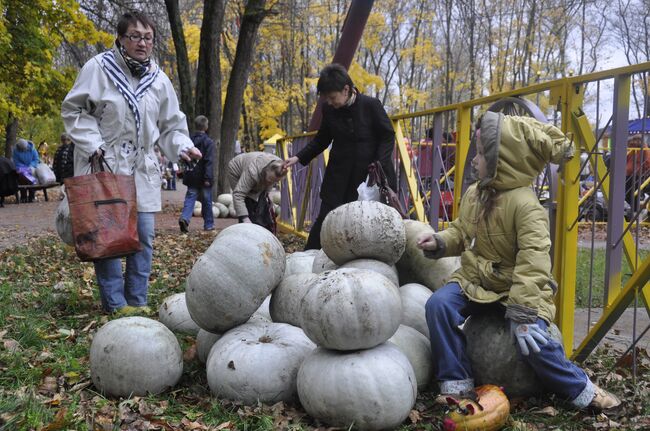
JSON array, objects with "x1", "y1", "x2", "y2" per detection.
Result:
[{"x1": 509, "y1": 321, "x2": 549, "y2": 356}]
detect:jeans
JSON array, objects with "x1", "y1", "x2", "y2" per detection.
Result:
[
  {"x1": 425, "y1": 282, "x2": 594, "y2": 407},
  {"x1": 180, "y1": 186, "x2": 214, "y2": 230},
  {"x1": 94, "y1": 212, "x2": 155, "y2": 312}
]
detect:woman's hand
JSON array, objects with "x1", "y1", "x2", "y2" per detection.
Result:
[
  {"x1": 416, "y1": 232, "x2": 438, "y2": 251},
  {"x1": 283, "y1": 156, "x2": 299, "y2": 170},
  {"x1": 181, "y1": 147, "x2": 202, "y2": 161}
]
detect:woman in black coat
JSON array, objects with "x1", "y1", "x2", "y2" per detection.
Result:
[{"x1": 285, "y1": 63, "x2": 396, "y2": 250}]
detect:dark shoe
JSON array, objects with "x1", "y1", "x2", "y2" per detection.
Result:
[
  {"x1": 179, "y1": 219, "x2": 189, "y2": 233},
  {"x1": 589, "y1": 385, "x2": 621, "y2": 411}
]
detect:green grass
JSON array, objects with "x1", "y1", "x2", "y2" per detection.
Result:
[
  {"x1": 575, "y1": 248, "x2": 649, "y2": 307},
  {"x1": 0, "y1": 234, "x2": 647, "y2": 430}
]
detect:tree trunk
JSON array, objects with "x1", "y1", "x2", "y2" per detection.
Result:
[
  {"x1": 195, "y1": 0, "x2": 227, "y2": 139},
  {"x1": 164, "y1": 0, "x2": 194, "y2": 131},
  {"x1": 4, "y1": 115, "x2": 18, "y2": 158},
  {"x1": 217, "y1": 0, "x2": 270, "y2": 193}
]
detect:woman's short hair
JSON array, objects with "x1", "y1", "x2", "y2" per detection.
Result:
[
  {"x1": 194, "y1": 115, "x2": 209, "y2": 131},
  {"x1": 60, "y1": 133, "x2": 71, "y2": 142},
  {"x1": 316, "y1": 63, "x2": 354, "y2": 94},
  {"x1": 16, "y1": 139, "x2": 29, "y2": 151},
  {"x1": 117, "y1": 11, "x2": 156, "y2": 38}
]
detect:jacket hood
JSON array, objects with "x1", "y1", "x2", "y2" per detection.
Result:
[{"x1": 478, "y1": 111, "x2": 575, "y2": 190}]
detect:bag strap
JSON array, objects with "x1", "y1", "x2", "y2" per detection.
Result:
[{"x1": 90, "y1": 154, "x2": 113, "y2": 174}]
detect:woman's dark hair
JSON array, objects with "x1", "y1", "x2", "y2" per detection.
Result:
[
  {"x1": 316, "y1": 63, "x2": 354, "y2": 94},
  {"x1": 117, "y1": 11, "x2": 156, "y2": 37}
]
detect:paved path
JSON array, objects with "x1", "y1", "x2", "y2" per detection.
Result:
[{"x1": 1, "y1": 184, "x2": 647, "y2": 354}]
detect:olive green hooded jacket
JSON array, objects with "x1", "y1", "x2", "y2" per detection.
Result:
[{"x1": 430, "y1": 111, "x2": 574, "y2": 323}]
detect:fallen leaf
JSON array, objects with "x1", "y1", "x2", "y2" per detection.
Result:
[
  {"x1": 40, "y1": 407, "x2": 68, "y2": 431},
  {"x1": 538, "y1": 406, "x2": 558, "y2": 416},
  {"x1": 408, "y1": 409, "x2": 421, "y2": 423}
]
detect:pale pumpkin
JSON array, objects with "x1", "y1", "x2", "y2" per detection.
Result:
[
  {"x1": 388, "y1": 325, "x2": 433, "y2": 390},
  {"x1": 300, "y1": 268, "x2": 402, "y2": 350},
  {"x1": 399, "y1": 283, "x2": 433, "y2": 338},
  {"x1": 285, "y1": 250, "x2": 319, "y2": 276},
  {"x1": 90, "y1": 317, "x2": 183, "y2": 397},
  {"x1": 269, "y1": 189, "x2": 281, "y2": 205},
  {"x1": 197, "y1": 329, "x2": 222, "y2": 364},
  {"x1": 270, "y1": 273, "x2": 317, "y2": 327},
  {"x1": 207, "y1": 321, "x2": 315, "y2": 405},
  {"x1": 216, "y1": 193, "x2": 233, "y2": 206},
  {"x1": 320, "y1": 201, "x2": 406, "y2": 265},
  {"x1": 340, "y1": 258, "x2": 399, "y2": 286},
  {"x1": 193, "y1": 201, "x2": 202, "y2": 217},
  {"x1": 464, "y1": 309, "x2": 562, "y2": 398},
  {"x1": 297, "y1": 343, "x2": 417, "y2": 430},
  {"x1": 214, "y1": 202, "x2": 229, "y2": 218},
  {"x1": 158, "y1": 292, "x2": 201, "y2": 335},
  {"x1": 396, "y1": 220, "x2": 460, "y2": 291},
  {"x1": 185, "y1": 223, "x2": 285, "y2": 332},
  {"x1": 55, "y1": 193, "x2": 74, "y2": 246},
  {"x1": 311, "y1": 249, "x2": 338, "y2": 273}
]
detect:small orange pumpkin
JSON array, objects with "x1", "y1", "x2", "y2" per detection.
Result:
[{"x1": 442, "y1": 385, "x2": 510, "y2": 431}]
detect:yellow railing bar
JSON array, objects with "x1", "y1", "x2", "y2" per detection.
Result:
[
  {"x1": 393, "y1": 120, "x2": 425, "y2": 220},
  {"x1": 572, "y1": 256, "x2": 650, "y2": 362},
  {"x1": 453, "y1": 106, "x2": 472, "y2": 218}
]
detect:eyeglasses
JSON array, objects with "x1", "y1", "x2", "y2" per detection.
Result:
[{"x1": 125, "y1": 34, "x2": 154, "y2": 44}]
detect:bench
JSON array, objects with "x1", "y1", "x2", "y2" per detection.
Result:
[{"x1": 14, "y1": 182, "x2": 61, "y2": 204}]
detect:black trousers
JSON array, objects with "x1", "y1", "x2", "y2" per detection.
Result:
[{"x1": 305, "y1": 201, "x2": 335, "y2": 250}]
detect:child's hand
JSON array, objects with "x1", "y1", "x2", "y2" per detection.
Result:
[{"x1": 416, "y1": 233, "x2": 438, "y2": 251}]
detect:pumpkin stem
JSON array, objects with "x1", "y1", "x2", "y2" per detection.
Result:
[{"x1": 258, "y1": 335, "x2": 273, "y2": 343}]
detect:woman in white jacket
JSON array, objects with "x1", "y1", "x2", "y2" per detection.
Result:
[{"x1": 61, "y1": 11, "x2": 201, "y2": 316}]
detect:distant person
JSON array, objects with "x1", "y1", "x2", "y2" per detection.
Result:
[
  {"x1": 52, "y1": 133, "x2": 75, "y2": 184},
  {"x1": 284, "y1": 63, "x2": 397, "y2": 249},
  {"x1": 61, "y1": 11, "x2": 201, "y2": 316},
  {"x1": 12, "y1": 138, "x2": 40, "y2": 203},
  {"x1": 0, "y1": 157, "x2": 18, "y2": 207},
  {"x1": 228, "y1": 151, "x2": 287, "y2": 232},
  {"x1": 179, "y1": 115, "x2": 215, "y2": 232},
  {"x1": 166, "y1": 160, "x2": 177, "y2": 190}
]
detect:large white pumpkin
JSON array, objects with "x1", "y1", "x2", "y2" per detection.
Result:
[
  {"x1": 285, "y1": 250, "x2": 319, "y2": 276},
  {"x1": 197, "y1": 329, "x2": 222, "y2": 364},
  {"x1": 297, "y1": 343, "x2": 417, "y2": 430},
  {"x1": 396, "y1": 220, "x2": 460, "y2": 290},
  {"x1": 158, "y1": 292, "x2": 200, "y2": 335},
  {"x1": 339, "y1": 258, "x2": 399, "y2": 286},
  {"x1": 185, "y1": 223, "x2": 286, "y2": 332},
  {"x1": 300, "y1": 268, "x2": 402, "y2": 350},
  {"x1": 249, "y1": 295, "x2": 272, "y2": 322},
  {"x1": 311, "y1": 249, "x2": 338, "y2": 273},
  {"x1": 193, "y1": 200, "x2": 202, "y2": 217},
  {"x1": 269, "y1": 273, "x2": 317, "y2": 326},
  {"x1": 216, "y1": 193, "x2": 233, "y2": 206},
  {"x1": 55, "y1": 193, "x2": 74, "y2": 246},
  {"x1": 90, "y1": 317, "x2": 183, "y2": 397},
  {"x1": 320, "y1": 201, "x2": 406, "y2": 265},
  {"x1": 207, "y1": 322, "x2": 315, "y2": 404},
  {"x1": 399, "y1": 283, "x2": 432, "y2": 338},
  {"x1": 388, "y1": 325, "x2": 433, "y2": 390}
]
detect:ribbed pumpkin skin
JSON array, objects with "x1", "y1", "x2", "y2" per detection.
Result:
[
  {"x1": 297, "y1": 344, "x2": 417, "y2": 431},
  {"x1": 270, "y1": 273, "x2": 317, "y2": 327},
  {"x1": 285, "y1": 250, "x2": 319, "y2": 276},
  {"x1": 320, "y1": 201, "x2": 406, "y2": 265},
  {"x1": 158, "y1": 292, "x2": 201, "y2": 335},
  {"x1": 339, "y1": 258, "x2": 399, "y2": 286},
  {"x1": 207, "y1": 322, "x2": 315, "y2": 405},
  {"x1": 197, "y1": 329, "x2": 222, "y2": 363},
  {"x1": 388, "y1": 325, "x2": 433, "y2": 390},
  {"x1": 299, "y1": 268, "x2": 402, "y2": 351},
  {"x1": 399, "y1": 283, "x2": 432, "y2": 338},
  {"x1": 90, "y1": 317, "x2": 183, "y2": 397},
  {"x1": 311, "y1": 249, "x2": 338, "y2": 273},
  {"x1": 396, "y1": 220, "x2": 460, "y2": 290},
  {"x1": 443, "y1": 385, "x2": 510, "y2": 431},
  {"x1": 185, "y1": 224, "x2": 285, "y2": 332},
  {"x1": 55, "y1": 194, "x2": 74, "y2": 246}
]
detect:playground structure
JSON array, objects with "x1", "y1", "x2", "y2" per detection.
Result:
[{"x1": 276, "y1": 65, "x2": 650, "y2": 377}]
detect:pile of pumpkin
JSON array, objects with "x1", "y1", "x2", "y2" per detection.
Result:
[
  {"x1": 192, "y1": 190, "x2": 282, "y2": 219},
  {"x1": 87, "y1": 200, "x2": 465, "y2": 430}
]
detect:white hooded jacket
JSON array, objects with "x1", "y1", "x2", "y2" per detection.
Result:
[{"x1": 61, "y1": 44, "x2": 194, "y2": 212}]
